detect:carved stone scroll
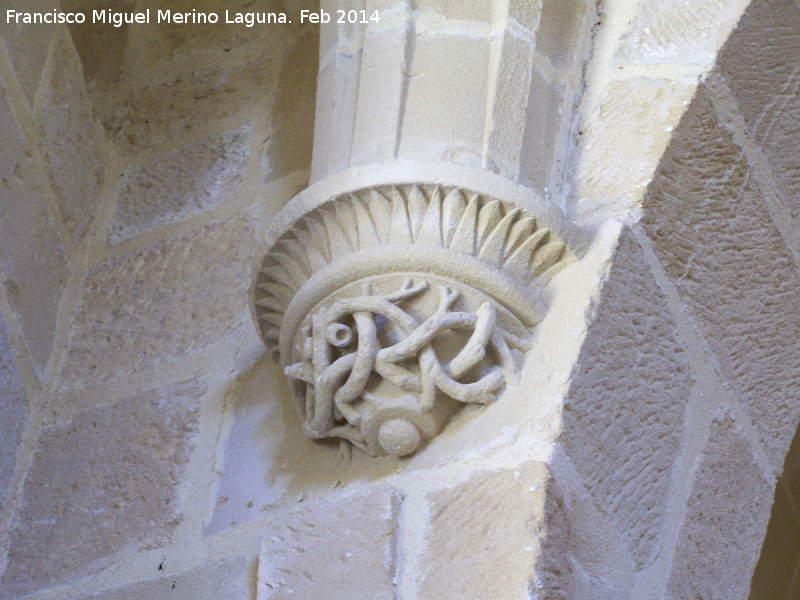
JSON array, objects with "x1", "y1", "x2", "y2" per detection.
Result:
[{"x1": 251, "y1": 182, "x2": 581, "y2": 456}]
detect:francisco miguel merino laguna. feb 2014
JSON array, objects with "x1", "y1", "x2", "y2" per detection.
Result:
[{"x1": 5, "y1": 8, "x2": 293, "y2": 27}]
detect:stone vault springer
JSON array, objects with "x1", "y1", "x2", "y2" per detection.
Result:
[{"x1": 251, "y1": 177, "x2": 584, "y2": 456}]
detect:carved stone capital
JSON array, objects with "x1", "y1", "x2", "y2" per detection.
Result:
[{"x1": 251, "y1": 167, "x2": 585, "y2": 456}]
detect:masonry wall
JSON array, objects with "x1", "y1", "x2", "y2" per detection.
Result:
[
  {"x1": 0, "y1": 1, "x2": 318, "y2": 597},
  {"x1": 2, "y1": 0, "x2": 800, "y2": 599}
]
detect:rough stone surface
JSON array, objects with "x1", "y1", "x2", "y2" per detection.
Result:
[
  {"x1": 718, "y1": 0, "x2": 800, "y2": 241},
  {"x1": 257, "y1": 485, "x2": 401, "y2": 600},
  {"x1": 264, "y1": 30, "x2": 316, "y2": 182},
  {"x1": 520, "y1": 67, "x2": 568, "y2": 192},
  {"x1": 66, "y1": 0, "x2": 133, "y2": 90},
  {"x1": 0, "y1": 378, "x2": 205, "y2": 596},
  {"x1": 0, "y1": 309, "x2": 27, "y2": 510},
  {"x1": 666, "y1": 415, "x2": 773, "y2": 600},
  {"x1": 717, "y1": 0, "x2": 800, "y2": 132},
  {"x1": 563, "y1": 228, "x2": 692, "y2": 568},
  {"x1": 80, "y1": 558, "x2": 255, "y2": 600},
  {"x1": 615, "y1": 0, "x2": 749, "y2": 66},
  {"x1": 206, "y1": 359, "x2": 289, "y2": 536},
  {"x1": 750, "y1": 418, "x2": 800, "y2": 600},
  {"x1": 63, "y1": 212, "x2": 257, "y2": 383},
  {"x1": 38, "y1": 33, "x2": 106, "y2": 242},
  {"x1": 79, "y1": 1, "x2": 293, "y2": 153},
  {"x1": 748, "y1": 484, "x2": 800, "y2": 600},
  {"x1": 112, "y1": 123, "x2": 252, "y2": 242},
  {"x1": 419, "y1": 462, "x2": 571, "y2": 600},
  {"x1": 573, "y1": 76, "x2": 696, "y2": 208},
  {"x1": 642, "y1": 85, "x2": 800, "y2": 467},
  {"x1": 537, "y1": 0, "x2": 589, "y2": 71},
  {"x1": 0, "y1": 72, "x2": 68, "y2": 370},
  {"x1": 0, "y1": 0, "x2": 57, "y2": 104}
]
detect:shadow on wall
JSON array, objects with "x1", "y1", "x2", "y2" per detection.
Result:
[
  {"x1": 205, "y1": 353, "x2": 401, "y2": 536},
  {"x1": 558, "y1": 0, "x2": 800, "y2": 597},
  {"x1": 750, "y1": 418, "x2": 800, "y2": 599}
]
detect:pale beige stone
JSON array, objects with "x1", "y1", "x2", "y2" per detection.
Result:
[
  {"x1": 349, "y1": 21, "x2": 409, "y2": 168},
  {"x1": 614, "y1": 0, "x2": 749, "y2": 66},
  {"x1": 80, "y1": 558, "x2": 255, "y2": 600},
  {"x1": 717, "y1": 0, "x2": 800, "y2": 129},
  {"x1": 207, "y1": 355, "x2": 401, "y2": 533},
  {"x1": 666, "y1": 415, "x2": 773, "y2": 600},
  {"x1": 748, "y1": 484, "x2": 800, "y2": 600},
  {"x1": 718, "y1": 0, "x2": 800, "y2": 234},
  {"x1": 485, "y1": 31, "x2": 535, "y2": 179},
  {"x1": 98, "y1": 63, "x2": 272, "y2": 153},
  {"x1": 0, "y1": 309, "x2": 27, "y2": 510},
  {"x1": 508, "y1": 0, "x2": 543, "y2": 33},
  {"x1": 0, "y1": 378, "x2": 205, "y2": 596},
  {"x1": 264, "y1": 30, "x2": 317, "y2": 182},
  {"x1": 206, "y1": 358, "x2": 289, "y2": 536},
  {"x1": 112, "y1": 123, "x2": 252, "y2": 242},
  {"x1": 63, "y1": 212, "x2": 257, "y2": 383},
  {"x1": 257, "y1": 485, "x2": 401, "y2": 600},
  {"x1": 38, "y1": 34, "x2": 106, "y2": 241},
  {"x1": 253, "y1": 182, "x2": 579, "y2": 455},
  {"x1": 519, "y1": 67, "x2": 568, "y2": 192},
  {"x1": 419, "y1": 462, "x2": 570, "y2": 599},
  {"x1": 310, "y1": 51, "x2": 362, "y2": 181},
  {"x1": 563, "y1": 228, "x2": 692, "y2": 568},
  {"x1": 642, "y1": 86, "x2": 800, "y2": 467},
  {"x1": 0, "y1": 0, "x2": 58, "y2": 104},
  {"x1": 0, "y1": 72, "x2": 68, "y2": 371},
  {"x1": 573, "y1": 76, "x2": 696, "y2": 207}
]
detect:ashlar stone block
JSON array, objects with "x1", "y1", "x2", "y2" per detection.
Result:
[
  {"x1": 717, "y1": 0, "x2": 800, "y2": 240},
  {"x1": 536, "y1": 0, "x2": 588, "y2": 71},
  {"x1": 79, "y1": 558, "x2": 255, "y2": 600},
  {"x1": 666, "y1": 415, "x2": 773, "y2": 600},
  {"x1": 0, "y1": 0, "x2": 58, "y2": 104},
  {"x1": 573, "y1": 76, "x2": 697, "y2": 209},
  {"x1": 257, "y1": 485, "x2": 401, "y2": 600},
  {"x1": 717, "y1": 0, "x2": 800, "y2": 133},
  {"x1": 65, "y1": 0, "x2": 132, "y2": 90},
  {"x1": 112, "y1": 123, "x2": 252, "y2": 242},
  {"x1": 642, "y1": 85, "x2": 800, "y2": 467},
  {"x1": 614, "y1": 0, "x2": 749, "y2": 66},
  {"x1": 562, "y1": 228, "x2": 692, "y2": 569},
  {"x1": 63, "y1": 212, "x2": 257, "y2": 383},
  {"x1": 0, "y1": 72, "x2": 68, "y2": 371},
  {"x1": 0, "y1": 378, "x2": 205, "y2": 596},
  {"x1": 88, "y1": 15, "x2": 289, "y2": 154},
  {"x1": 419, "y1": 462, "x2": 570, "y2": 600},
  {"x1": 264, "y1": 30, "x2": 317, "y2": 182},
  {"x1": 38, "y1": 33, "x2": 106, "y2": 242}
]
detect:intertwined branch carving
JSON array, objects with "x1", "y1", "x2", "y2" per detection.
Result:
[{"x1": 284, "y1": 279, "x2": 530, "y2": 455}]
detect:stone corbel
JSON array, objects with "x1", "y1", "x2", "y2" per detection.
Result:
[{"x1": 251, "y1": 162, "x2": 586, "y2": 456}]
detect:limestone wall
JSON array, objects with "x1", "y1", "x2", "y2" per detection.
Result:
[{"x1": 2, "y1": 0, "x2": 800, "y2": 599}]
